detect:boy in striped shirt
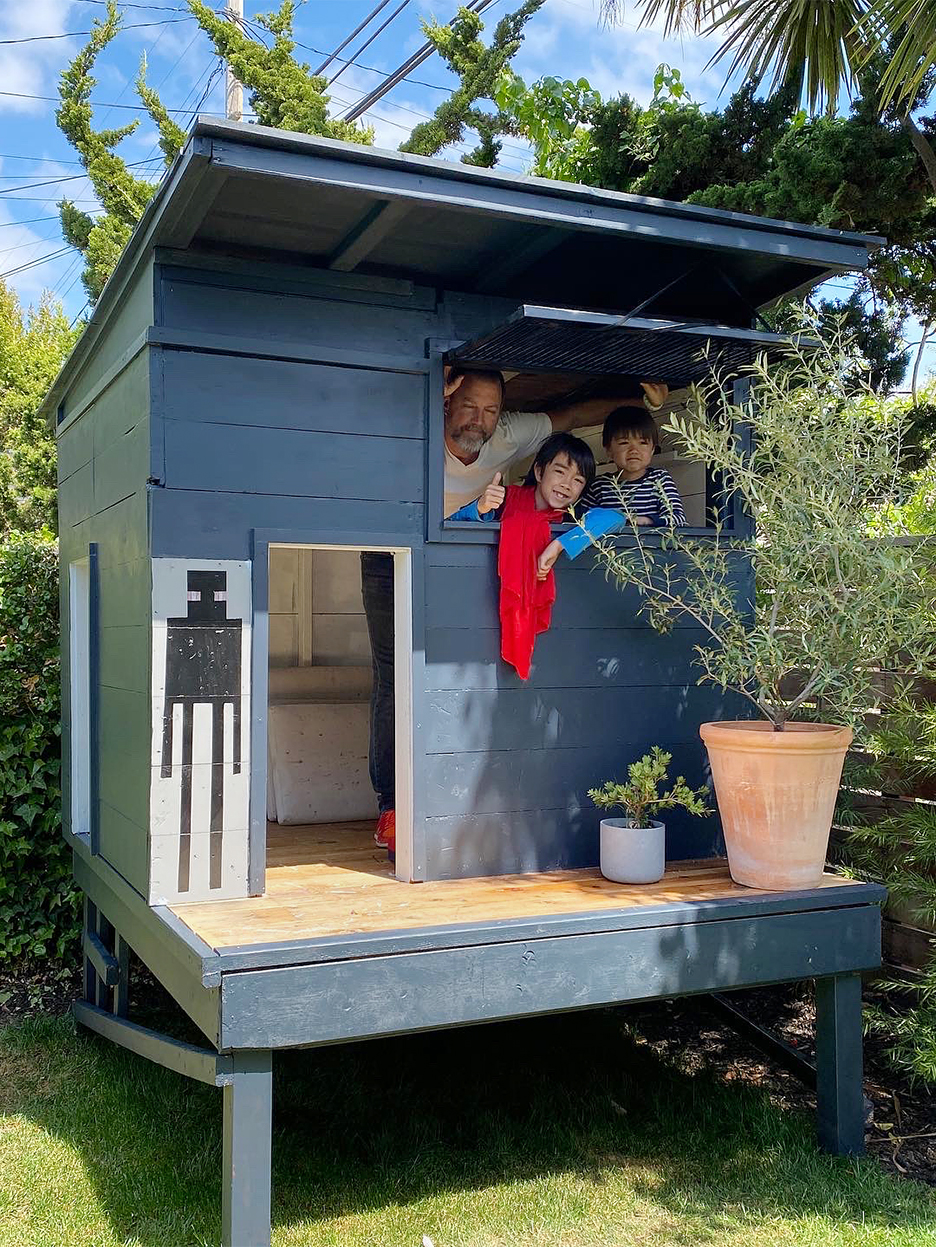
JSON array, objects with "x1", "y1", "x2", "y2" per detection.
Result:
[{"x1": 537, "y1": 406, "x2": 686, "y2": 579}]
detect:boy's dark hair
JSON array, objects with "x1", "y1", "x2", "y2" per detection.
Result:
[
  {"x1": 446, "y1": 366, "x2": 506, "y2": 401},
  {"x1": 523, "y1": 432, "x2": 596, "y2": 489},
  {"x1": 601, "y1": 406, "x2": 660, "y2": 451}
]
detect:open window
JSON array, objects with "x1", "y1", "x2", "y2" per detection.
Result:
[
  {"x1": 264, "y1": 543, "x2": 414, "y2": 883},
  {"x1": 438, "y1": 305, "x2": 794, "y2": 538}
]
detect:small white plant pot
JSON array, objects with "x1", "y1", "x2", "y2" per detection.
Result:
[{"x1": 599, "y1": 818, "x2": 665, "y2": 884}]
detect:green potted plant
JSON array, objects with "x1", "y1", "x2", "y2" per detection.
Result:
[
  {"x1": 589, "y1": 747, "x2": 710, "y2": 884},
  {"x1": 586, "y1": 319, "x2": 936, "y2": 891}
]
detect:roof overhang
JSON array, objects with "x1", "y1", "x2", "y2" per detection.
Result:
[{"x1": 41, "y1": 118, "x2": 882, "y2": 422}]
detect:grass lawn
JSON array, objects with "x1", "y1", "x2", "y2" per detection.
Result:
[{"x1": 1, "y1": 1007, "x2": 935, "y2": 1247}]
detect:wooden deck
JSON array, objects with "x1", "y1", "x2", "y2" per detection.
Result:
[{"x1": 170, "y1": 821, "x2": 859, "y2": 953}]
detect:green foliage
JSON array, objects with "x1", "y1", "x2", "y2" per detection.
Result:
[
  {"x1": 588, "y1": 747, "x2": 711, "y2": 826},
  {"x1": 838, "y1": 700, "x2": 936, "y2": 1084},
  {"x1": 0, "y1": 533, "x2": 77, "y2": 963},
  {"x1": 494, "y1": 71, "x2": 599, "y2": 180},
  {"x1": 57, "y1": 0, "x2": 546, "y2": 298},
  {"x1": 605, "y1": 0, "x2": 936, "y2": 118},
  {"x1": 588, "y1": 312, "x2": 936, "y2": 731},
  {"x1": 0, "y1": 282, "x2": 78, "y2": 535},
  {"x1": 186, "y1": 0, "x2": 372, "y2": 142},
  {"x1": 55, "y1": 0, "x2": 177, "y2": 303},
  {"x1": 401, "y1": 0, "x2": 545, "y2": 165}
]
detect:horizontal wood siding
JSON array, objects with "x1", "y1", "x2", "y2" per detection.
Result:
[
  {"x1": 150, "y1": 490, "x2": 422, "y2": 559},
  {"x1": 159, "y1": 349, "x2": 425, "y2": 439},
  {"x1": 162, "y1": 420, "x2": 424, "y2": 501},
  {"x1": 159, "y1": 271, "x2": 437, "y2": 356},
  {"x1": 57, "y1": 352, "x2": 153, "y2": 897},
  {"x1": 421, "y1": 542, "x2": 746, "y2": 877},
  {"x1": 61, "y1": 258, "x2": 153, "y2": 424}
]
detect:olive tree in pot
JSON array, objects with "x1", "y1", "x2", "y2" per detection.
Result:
[
  {"x1": 589, "y1": 747, "x2": 710, "y2": 884},
  {"x1": 587, "y1": 321, "x2": 936, "y2": 891}
]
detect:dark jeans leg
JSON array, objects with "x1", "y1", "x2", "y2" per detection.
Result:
[{"x1": 360, "y1": 552, "x2": 395, "y2": 813}]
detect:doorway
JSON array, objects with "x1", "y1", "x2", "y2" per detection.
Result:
[{"x1": 264, "y1": 543, "x2": 414, "y2": 882}]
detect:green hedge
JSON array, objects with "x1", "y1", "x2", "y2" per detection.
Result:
[{"x1": 0, "y1": 533, "x2": 77, "y2": 961}]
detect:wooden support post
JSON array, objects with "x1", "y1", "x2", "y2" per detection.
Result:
[
  {"x1": 815, "y1": 973, "x2": 865, "y2": 1156},
  {"x1": 114, "y1": 933, "x2": 130, "y2": 1018},
  {"x1": 82, "y1": 897, "x2": 99, "y2": 1004},
  {"x1": 222, "y1": 1050, "x2": 273, "y2": 1247}
]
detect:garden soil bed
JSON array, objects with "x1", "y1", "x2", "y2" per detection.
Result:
[{"x1": 2, "y1": 963, "x2": 933, "y2": 1187}]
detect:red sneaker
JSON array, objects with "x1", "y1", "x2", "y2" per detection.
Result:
[{"x1": 375, "y1": 809, "x2": 395, "y2": 849}]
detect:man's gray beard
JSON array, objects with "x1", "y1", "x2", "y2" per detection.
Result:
[{"x1": 453, "y1": 429, "x2": 486, "y2": 455}]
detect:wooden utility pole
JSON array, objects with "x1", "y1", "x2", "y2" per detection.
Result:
[{"x1": 225, "y1": 0, "x2": 244, "y2": 122}]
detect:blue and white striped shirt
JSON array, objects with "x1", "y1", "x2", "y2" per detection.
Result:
[{"x1": 578, "y1": 466, "x2": 687, "y2": 527}]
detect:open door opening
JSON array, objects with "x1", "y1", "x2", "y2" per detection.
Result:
[{"x1": 265, "y1": 543, "x2": 413, "y2": 884}]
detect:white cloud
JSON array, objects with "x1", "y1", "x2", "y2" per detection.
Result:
[
  {"x1": 0, "y1": 0, "x2": 77, "y2": 115},
  {"x1": 514, "y1": 0, "x2": 730, "y2": 107}
]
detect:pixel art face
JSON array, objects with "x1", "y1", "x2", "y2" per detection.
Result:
[{"x1": 161, "y1": 570, "x2": 244, "y2": 893}]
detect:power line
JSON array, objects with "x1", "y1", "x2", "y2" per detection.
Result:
[
  {"x1": 1, "y1": 245, "x2": 75, "y2": 280},
  {"x1": 0, "y1": 17, "x2": 192, "y2": 44},
  {"x1": 328, "y1": 0, "x2": 412, "y2": 88},
  {"x1": 0, "y1": 90, "x2": 209, "y2": 114},
  {"x1": 0, "y1": 162, "x2": 159, "y2": 196},
  {"x1": 342, "y1": 0, "x2": 498, "y2": 122},
  {"x1": 0, "y1": 154, "x2": 83, "y2": 166},
  {"x1": 297, "y1": 39, "x2": 450, "y2": 91},
  {"x1": 72, "y1": 0, "x2": 192, "y2": 9},
  {"x1": 0, "y1": 215, "x2": 80, "y2": 229},
  {"x1": 0, "y1": 232, "x2": 68, "y2": 258},
  {"x1": 313, "y1": 0, "x2": 395, "y2": 76}
]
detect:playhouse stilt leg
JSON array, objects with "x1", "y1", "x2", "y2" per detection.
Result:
[
  {"x1": 222, "y1": 1050, "x2": 273, "y2": 1247},
  {"x1": 815, "y1": 973, "x2": 865, "y2": 1156}
]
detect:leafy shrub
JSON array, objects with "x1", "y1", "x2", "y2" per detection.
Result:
[
  {"x1": 0, "y1": 532, "x2": 77, "y2": 961},
  {"x1": 839, "y1": 700, "x2": 936, "y2": 1085}
]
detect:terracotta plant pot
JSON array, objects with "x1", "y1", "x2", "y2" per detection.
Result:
[{"x1": 699, "y1": 721, "x2": 852, "y2": 891}]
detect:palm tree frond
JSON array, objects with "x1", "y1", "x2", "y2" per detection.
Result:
[
  {"x1": 863, "y1": 0, "x2": 936, "y2": 111},
  {"x1": 707, "y1": 0, "x2": 874, "y2": 113}
]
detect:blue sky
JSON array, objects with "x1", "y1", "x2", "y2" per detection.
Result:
[{"x1": 0, "y1": 0, "x2": 928, "y2": 382}]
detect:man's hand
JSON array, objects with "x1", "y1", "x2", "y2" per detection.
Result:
[
  {"x1": 537, "y1": 538, "x2": 562, "y2": 580},
  {"x1": 478, "y1": 471, "x2": 505, "y2": 516},
  {"x1": 443, "y1": 365, "x2": 464, "y2": 400},
  {"x1": 641, "y1": 381, "x2": 668, "y2": 411}
]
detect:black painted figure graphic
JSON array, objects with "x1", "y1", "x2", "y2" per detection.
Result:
[{"x1": 161, "y1": 570, "x2": 243, "y2": 892}]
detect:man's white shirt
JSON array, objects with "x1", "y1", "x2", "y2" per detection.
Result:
[{"x1": 443, "y1": 410, "x2": 551, "y2": 517}]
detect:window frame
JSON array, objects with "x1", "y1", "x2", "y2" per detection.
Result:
[{"x1": 426, "y1": 341, "x2": 752, "y2": 545}]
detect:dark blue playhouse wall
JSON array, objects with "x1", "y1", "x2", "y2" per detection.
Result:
[{"x1": 50, "y1": 120, "x2": 878, "y2": 888}]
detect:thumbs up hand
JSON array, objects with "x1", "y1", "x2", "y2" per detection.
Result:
[{"x1": 478, "y1": 471, "x2": 506, "y2": 516}]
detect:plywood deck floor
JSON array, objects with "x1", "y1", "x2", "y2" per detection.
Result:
[{"x1": 169, "y1": 821, "x2": 858, "y2": 953}]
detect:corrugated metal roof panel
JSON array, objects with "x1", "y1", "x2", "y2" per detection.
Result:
[{"x1": 447, "y1": 306, "x2": 808, "y2": 386}]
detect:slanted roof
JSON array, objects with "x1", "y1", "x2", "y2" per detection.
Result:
[{"x1": 43, "y1": 118, "x2": 882, "y2": 419}]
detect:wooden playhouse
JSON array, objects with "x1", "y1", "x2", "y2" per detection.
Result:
[{"x1": 44, "y1": 119, "x2": 886, "y2": 1247}]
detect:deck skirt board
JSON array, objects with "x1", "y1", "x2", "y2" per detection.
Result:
[{"x1": 169, "y1": 822, "x2": 873, "y2": 961}]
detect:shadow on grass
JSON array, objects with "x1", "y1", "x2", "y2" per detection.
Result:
[{"x1": 2, "y1": 1008, "x2": 935, "y2": 1246}]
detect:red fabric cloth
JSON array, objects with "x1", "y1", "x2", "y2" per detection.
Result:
[{"x1": 497, "y1": 484, "x2": 564, "y2": 679}]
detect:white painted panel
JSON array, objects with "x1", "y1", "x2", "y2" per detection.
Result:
[
  {"x1": 150, "y1": 829, "x2": 249, "y2": 904},
  {"x1": 149, "y1": 557, "x2": 251, "y2": 903},
  {"x1": 68, "y1": 560, "x2": 91, "y2": 838},
  {"x1": 268, "y1": 702, "x2": 377, "y2": 824}
]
